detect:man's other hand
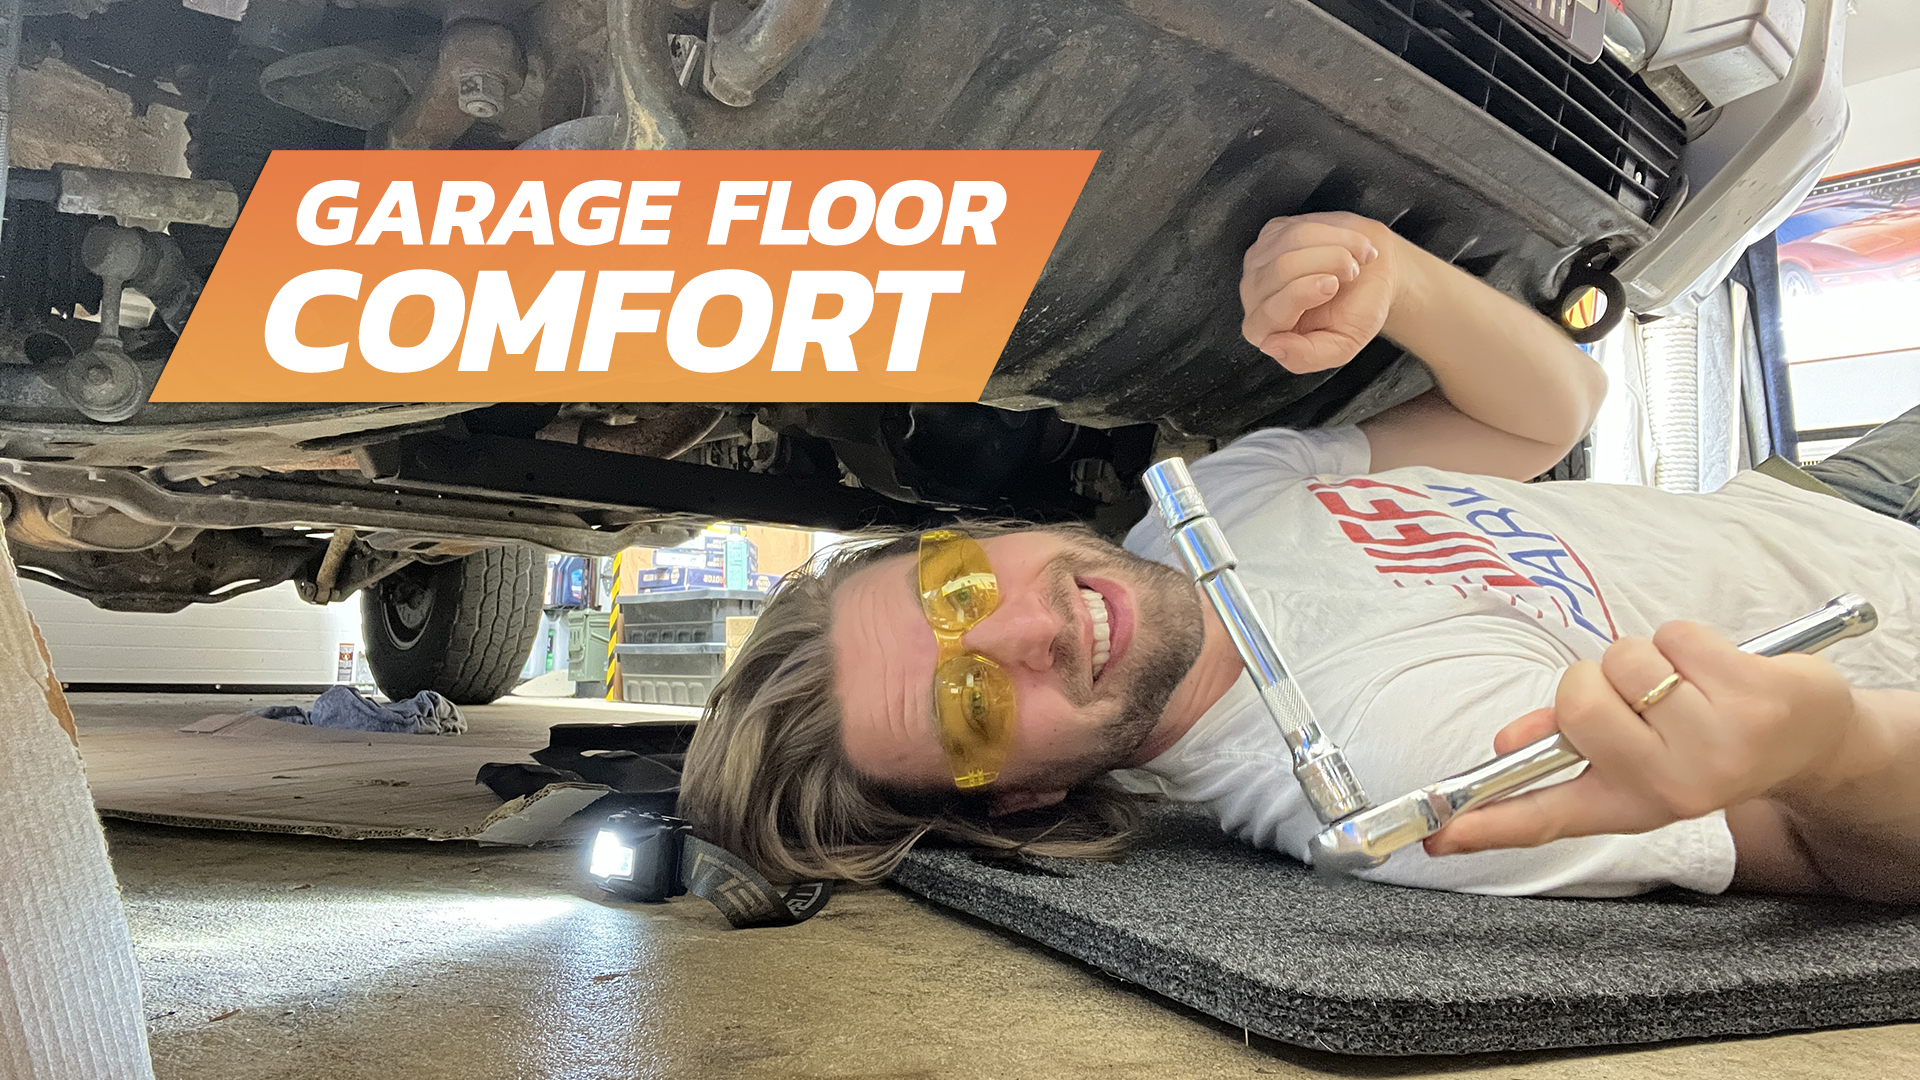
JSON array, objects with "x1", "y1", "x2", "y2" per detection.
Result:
[
  {"x1": 1240, "y1": 212, "x2": 1398, "y2": 373},
  {"x1": 1425, "y1": 621, "x2": 1858, "y2": 856}
]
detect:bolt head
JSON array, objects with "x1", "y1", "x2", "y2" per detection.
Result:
[
  {"x1": 65, "y1": 346, "x2": 143, "y2": 422},
  {"x1": 457, "y1": 72, "x2": 505, "y2": 119}
]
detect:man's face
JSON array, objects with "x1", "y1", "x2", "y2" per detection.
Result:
[{"x1": 831, "y1": 528, "x2": 1205, "y2": 798}]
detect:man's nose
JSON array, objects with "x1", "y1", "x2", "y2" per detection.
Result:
[{"x1": 963, "y1": 591, "x2": 1065, "y2": 672}]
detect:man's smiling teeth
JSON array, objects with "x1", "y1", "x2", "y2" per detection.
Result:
[{"x1": 1080, "y1": 587, "x2": 1111, "y2": 680}]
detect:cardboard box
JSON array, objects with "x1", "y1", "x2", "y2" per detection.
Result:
[
  {"x1": 629, "y1": 567, "x2": 728, "y2": 592},
  {"x1": 724, "y1": 615, "x2": 758, "y2": 669}
]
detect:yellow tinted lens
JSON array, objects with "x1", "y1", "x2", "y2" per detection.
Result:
[
  {"x1": 918, "y1": 530, "x2": 1000, "y2": 633},
  {"x1": 931, "y1": 653, "x2": 1015, "y2": 788}
]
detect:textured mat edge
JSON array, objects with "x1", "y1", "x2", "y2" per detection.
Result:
[{"x1": 891, "y1": 856, "x2": 1920, "y2": 1055}]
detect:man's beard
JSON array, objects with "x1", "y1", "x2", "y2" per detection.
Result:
[{"x1": 1025, "y1": 533, "x2": 1207, "y2": 791}]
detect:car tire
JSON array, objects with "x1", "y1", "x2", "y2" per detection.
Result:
[
  {"x1": 361, "y1": 545, "x2": 546, "y2": 705},
  {"x1": 1779, "y1": 263, "x2": 1819, "y2": 300}
]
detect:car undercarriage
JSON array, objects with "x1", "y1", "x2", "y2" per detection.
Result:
[{"x1": 0, "y1": 0, "x2": 1841, "y2": 694}]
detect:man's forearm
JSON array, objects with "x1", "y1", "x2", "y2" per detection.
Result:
[
  {"x1": 1777, "y1": 687, "x2": 1920, "y2": 902},
  {"x1": 1381, "y1": 236, "x2": 1607, "y2": 450}
]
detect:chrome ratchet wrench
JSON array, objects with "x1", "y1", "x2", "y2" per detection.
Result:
[
  {"x1": 1141, "y1": 457, "x2": 1879, "y2": 875},
  {"x1": 1307, "y1": 593, "x2": 1877, "y2": 872},
  {"x1": 1143, "y1": 457, "x2": 1371, "y2": 824}
]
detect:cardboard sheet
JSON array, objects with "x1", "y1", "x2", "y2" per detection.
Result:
[{"x1": 75, "y1": 695, "x2": 699, "y2": 844}]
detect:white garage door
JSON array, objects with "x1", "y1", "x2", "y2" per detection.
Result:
[{"x1": 21, "y1": 579, "x2": 366, "y2": 687}]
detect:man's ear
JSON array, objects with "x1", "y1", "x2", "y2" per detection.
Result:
[{"x1": 987, "y1": 788, "x2": 1069, "y2": 816}]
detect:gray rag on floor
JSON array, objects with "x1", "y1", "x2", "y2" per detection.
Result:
[
  {"x1": 250, "y1": 686, "x2": 466, "y2": 736},
  {"x1": 891, "y1": 806, "x2": 1920, "y2": 1055}
]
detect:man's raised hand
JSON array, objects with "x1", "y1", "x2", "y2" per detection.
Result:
[
  {"x1": 1239, "y1": 212, "x2": 1397, "y2": 373},
  {"x1": 1424, "y1": 621, "x2": 1859, "y2": 857}
]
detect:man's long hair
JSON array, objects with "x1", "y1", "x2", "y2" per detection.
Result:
[{"x1": 678, "y1": 523, "x2": 1145, "y2": 884}]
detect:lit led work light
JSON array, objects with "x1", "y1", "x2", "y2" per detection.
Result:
[
  {"x1": 583, "y1": 810, "x2": 835, "y2": 929},
  {"x1": 589, "y1": 829, "x2": 634, "y2": 879},
  {"x1": 587, "y1": 811, "x2": 686, "y2": 902}
]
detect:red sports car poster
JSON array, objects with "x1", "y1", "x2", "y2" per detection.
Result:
[{"x1": 1777, "y1": 159, "x2": 1920, "y2": 450}]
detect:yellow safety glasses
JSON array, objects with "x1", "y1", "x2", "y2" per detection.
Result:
[{"x1": 918, "y1": 529, "x2": 1017, "y2": 789}]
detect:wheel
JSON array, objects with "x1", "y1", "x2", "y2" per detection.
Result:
[
  {"x1": 361, "y1": 545, "x2": 546, "y2": 705},
  {"x1": 1779, "y1": 262, "x2": 1820, "y2": 301}
]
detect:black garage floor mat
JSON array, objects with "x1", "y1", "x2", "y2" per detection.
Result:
[{"x1": 891, "y1": 806, "x2": 1920, "y2": 1055}]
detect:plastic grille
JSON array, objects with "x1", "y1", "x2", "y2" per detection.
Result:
[{"x1": 1313, "y1": 0, "x2": 1686, "y2": 220}]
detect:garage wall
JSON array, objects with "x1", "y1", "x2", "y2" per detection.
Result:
[
  {"x1": 1828, "y1": 67, "x2": 1920, "y2": 177},
  {"x1": 21, "y1": 579, "x2": 365, "y2": 686}
]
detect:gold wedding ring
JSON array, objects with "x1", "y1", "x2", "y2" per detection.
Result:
[{"x1": 1631, "y1": 672, "x2": 1684, "y2": 715}]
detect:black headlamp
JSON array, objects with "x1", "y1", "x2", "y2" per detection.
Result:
[{"x1": 586, "y1": 810, "x2": 832, "y2": 929}]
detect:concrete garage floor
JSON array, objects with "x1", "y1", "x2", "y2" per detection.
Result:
[{"x1": 86, "y1": 697, "x2": 1920, "y2": 1079}]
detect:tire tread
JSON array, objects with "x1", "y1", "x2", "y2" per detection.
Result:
[
  {"x1": 362, "y1": 545, "x2": 545, "y2": 705},
  {"x1": 435, "y1": 545, "x2": 546, "y2": 704}
]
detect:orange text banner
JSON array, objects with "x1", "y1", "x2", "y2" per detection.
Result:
[{"x1": 153, "y1": 149, "x2": 1097, "y2": 403}]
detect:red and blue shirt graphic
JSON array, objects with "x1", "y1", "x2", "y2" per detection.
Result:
[{"x1": 1308, "y1": 477, "x2": 1618, "y2": 645}]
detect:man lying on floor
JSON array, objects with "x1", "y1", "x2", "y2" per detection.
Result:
[{"x1": 681, "y1": 211, "x2": 1920, "y2": 903}]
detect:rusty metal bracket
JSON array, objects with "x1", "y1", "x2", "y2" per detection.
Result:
[
  {"x1": 0, "y1": 457, "x2": 684, "y2": 556},
  {"x1": 701, "y1": 0, "x2": 835, "y2": 107},
  {"x1": 52, "y1": 166, "x2": 240, "y2": 230}
]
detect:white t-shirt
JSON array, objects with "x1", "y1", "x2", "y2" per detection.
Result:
[{"x1": 1121, "y1": 426, "x2": 1920, "y2": 897}]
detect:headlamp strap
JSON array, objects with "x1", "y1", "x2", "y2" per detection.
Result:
[{"x1": 679, "y1": 836, "x2": 833, "y2": 929}]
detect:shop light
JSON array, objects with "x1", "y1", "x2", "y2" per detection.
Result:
[
  {"x1": 584, "y1": 811, "x2": 688, "y2": 902},
  {"x1": 588, "y1": 828, "x2": 635, "y2": 881}
]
